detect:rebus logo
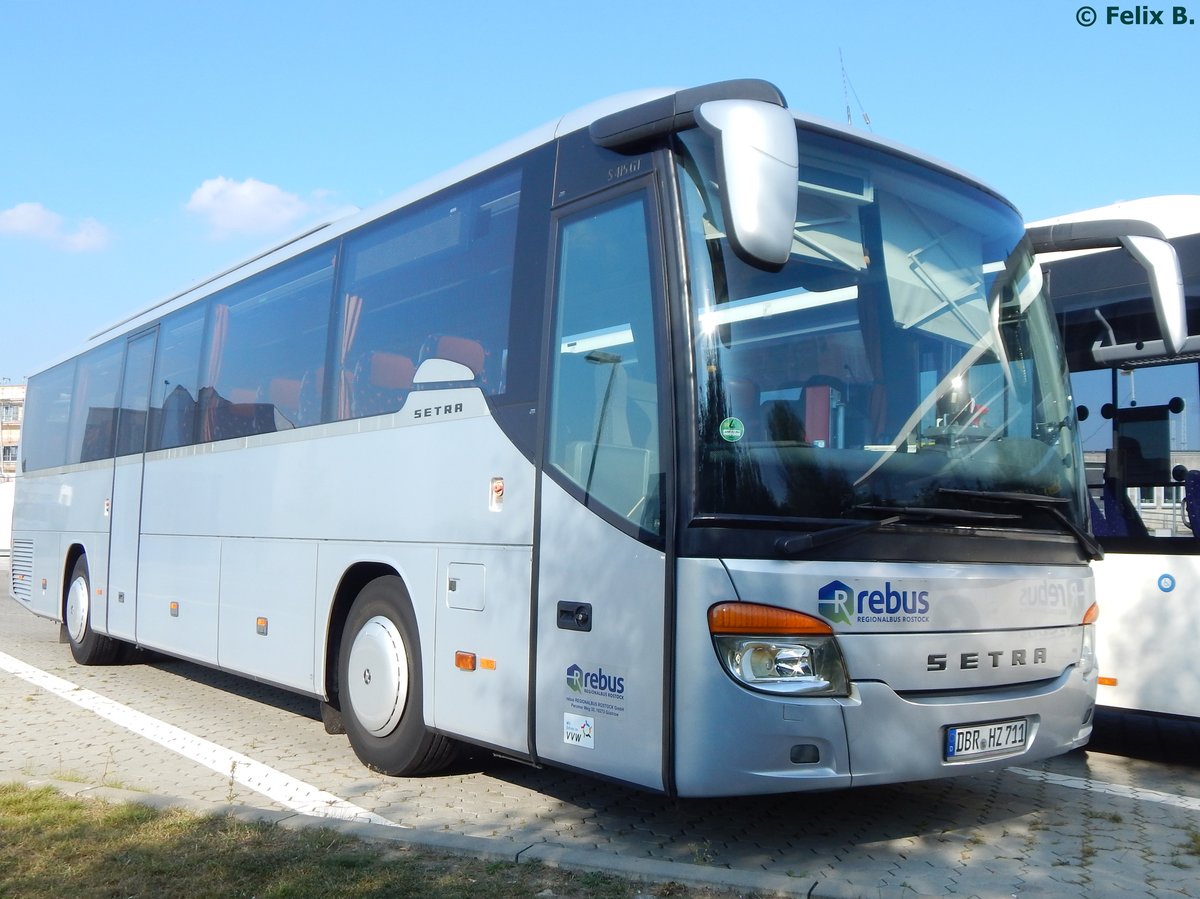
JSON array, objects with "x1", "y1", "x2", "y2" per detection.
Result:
[
  {"x1": 818, "y1": 580, "x2": 854, "y2": 625},
  {"x1": 566, "y1": 664, "x2": 584, "y2": 693},
  {"x1": 859, "y1": 582, "x2": 930, "y2": 616},
  {"x1": 566, "y1": 664, "x2": 625, "y2": 695},
  {"x1": 818, "y1": 579, "x2": 933, "y2": 625}
]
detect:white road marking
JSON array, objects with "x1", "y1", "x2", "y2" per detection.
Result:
[
  {"x1": 0, "y1": 649, "x2": 400, "y2": 827},
  {"x1": 1010, "y1": 766, "x2": 1200, "y2": 813}
]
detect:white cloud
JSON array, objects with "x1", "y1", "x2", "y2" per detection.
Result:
[
  {"x1": 63, "y1": 218, "x2": 110, "y2": 251},
  {"x1": 0, "y1": 202, "x2": 110, "y2": 251},
  {"x1": 0, "y1": 202, "x2": 60, "y2": 238},
  {"x1": 185, "y1": 176, "x2": 309, "y2": 238}
]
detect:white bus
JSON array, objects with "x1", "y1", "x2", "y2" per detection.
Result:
[
  {"x1": 1037, "y1": 195, "x2": 1200, "y2": 720},
  {"x1": 8, "y1": 79, "x2": 1127, "y2": 796}
]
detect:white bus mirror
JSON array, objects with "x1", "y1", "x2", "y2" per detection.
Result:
[
  {"x1": 694, "y1": 99, "x2": 799, "y2": 268},
  {"x1": 1120, "y1": 233, "x2": 1186, "y2": 355},
  {"x1": 1028, "y1": 218, "x2": 1186, "y2": 355}
]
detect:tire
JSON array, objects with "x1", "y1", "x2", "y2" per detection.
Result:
[
  {"x1": 337, "y1": 575, "x2": 458, "y2": 775},
  {"x1": 64, "y1": 556, "x2": 123, "y2": 666}
]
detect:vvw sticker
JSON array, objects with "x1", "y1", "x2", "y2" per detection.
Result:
[{"x1": 564, "y1": 713, "x2": 594, "y2": 749}]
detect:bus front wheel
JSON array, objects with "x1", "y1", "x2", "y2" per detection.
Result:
[
  {"x1": 337, "y1": 575, "x2": 458, "y2": 776},
  {"x1": 64, "y1": 557, "x2": 123, "y2": 666}
]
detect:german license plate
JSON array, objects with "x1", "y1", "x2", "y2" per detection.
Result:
[{"x1": 945, "y1": 718, "x2": 1028, "y2": 759}]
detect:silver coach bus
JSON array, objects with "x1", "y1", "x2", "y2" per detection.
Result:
[{"x1": 10, "y1": 80, "x2": 1114, "y2": 795}]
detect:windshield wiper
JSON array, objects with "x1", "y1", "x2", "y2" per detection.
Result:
[
  {"x1": 937, "y1": 487, "x2": 1103, "y2": 560},
  {"x1": 853, "y1": 504, "x2": 1020, "y2": 524},
  {"x1": 775, "y1": 503, "x2": 1024, "y2": 558},
  {"x1": 775, "y1": 516, "x2": 901, "y2": 557}
]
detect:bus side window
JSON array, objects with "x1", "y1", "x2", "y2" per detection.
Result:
[
  {"x1": 547, "y1": 190, "x2": 664, "y2": 536},
  {"x1": 20, "y1": 360, "x2": 77, "y2": 471},
  {"x1": 198, "y1": 250, "x2": 335, "y2": 441},
  {"x1": 148, "y1": 302, "x2": 206, "y2": 451},
  {"x1": 335, "y1": 166, "x2": 523, "y2": 420},
  {"x1": 69, "y1": 341, "x2": 123, "y2": 464}
]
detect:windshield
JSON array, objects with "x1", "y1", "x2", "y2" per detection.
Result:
[{"x1": 677, "y1": 126, "x2": 1087, "y2": 537}]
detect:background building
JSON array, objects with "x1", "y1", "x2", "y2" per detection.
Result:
[
  {"x1": 0, "y1": 381, "x2": 23, "y2": 480},
  {"x1": 0, "y1": 381, "x2": 21, "y2": 555}
]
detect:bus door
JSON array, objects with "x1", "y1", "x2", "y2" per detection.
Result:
[
  {"x1": 106, "y1": 329, "x2": 157, "y2": 641},
  {"x1": 535, "y1": 179, "x2": 671, "y2": 790}
]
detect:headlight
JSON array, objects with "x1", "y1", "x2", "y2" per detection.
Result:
[{"x1": 709, "y1": 602, "x2": 850, "y2": 696}]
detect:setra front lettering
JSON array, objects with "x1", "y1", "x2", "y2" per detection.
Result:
[
  {"x1": 927, "y1": 647, "x2": 1050, "y2": 672},
  {"x1": 414, "y1": 403, "x2": 464, "y2": 420}
]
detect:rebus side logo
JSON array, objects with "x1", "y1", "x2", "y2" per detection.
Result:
[
  {"x1": 566, "y1": 664, "x2": 585, "y2": 693},
  {"x1": 565, "y1": 664, "x2": 625, "y2": 696}
]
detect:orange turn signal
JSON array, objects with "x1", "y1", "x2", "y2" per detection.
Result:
[
  {"x1": 708, "y1": 602, "x2": 833, "y2": 636},
  {"x1": 454, "y1": 651, "x2": 477, "y2": 671}
]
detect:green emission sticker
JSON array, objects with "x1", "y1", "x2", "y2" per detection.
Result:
[{"x1": 719, "y1": 417, "x2": 745, "y2": 442}]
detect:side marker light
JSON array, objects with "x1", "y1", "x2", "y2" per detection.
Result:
[{"x1": 455, "y1": 651, "x2": 477, "y2": 671}]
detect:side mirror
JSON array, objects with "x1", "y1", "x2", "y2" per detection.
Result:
[
  {"x1": 1028, "y1": 218, "x2": 1186, "y2": 355},
  {"x1": 1121, "y1": 234, "x2": 1186, "y2": 354},
  {"x1": 695, "y1": 100, "x2": 798, "y2": 268}
]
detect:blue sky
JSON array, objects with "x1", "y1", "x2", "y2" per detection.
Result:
[{"x1": 2, "y1": 0, "x2": 1197, "y2": 382}]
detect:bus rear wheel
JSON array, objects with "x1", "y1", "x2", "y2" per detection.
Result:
[
  {"x1": 64, "y1": 557, "x2": 123, "y2": 666},
  {"x1": 337, "y1": 575, "x2": 458, "y2": 776}
]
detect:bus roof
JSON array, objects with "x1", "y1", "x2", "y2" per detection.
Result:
[
  {"x1": 52, "y1": 80, "x2": 1014, "y2": 372},
  {"x1": 1031, "y1": 195, "x2": 1200, "y2": 243}
]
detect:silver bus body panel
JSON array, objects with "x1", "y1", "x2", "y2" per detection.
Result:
[
  {"x1": 431, "y1": 542, "x2": 532, "y2": 751},
  {"x1": 12, "y1": 460, "x2": 113, "y2": 621},
  {"x1": 839, "y1": 627, "x2": 1083, "y2": 692},
  {"x1": 137, "y1": 534, "x2": 222, "y2": 665},
  {"x1": 841, "y1": 673, "x2": 1093, "y2": 788},
  {"x1": 534, "y1": 475, "x2": 666, "y2": 792},
  {"x1": 721, "y1": 558, "x2": 1092, "y2": 634},
  {"x1": 672, "y1": 557, "x2": 1094, "y2": 797},
  {"x1": 673, "y1": 557, "x2": 853, "y2": 796},
  {"x1": 107, "y1": 452, "x2": 145, "y2": 641}
]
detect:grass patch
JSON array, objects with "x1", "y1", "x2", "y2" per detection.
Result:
[
  {"x1": 0, "y1": 783, "x2": 763, "y2": 898},
  {"x1": 1183, "y1": 828, "x2": 1200, "y2": 857}
]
